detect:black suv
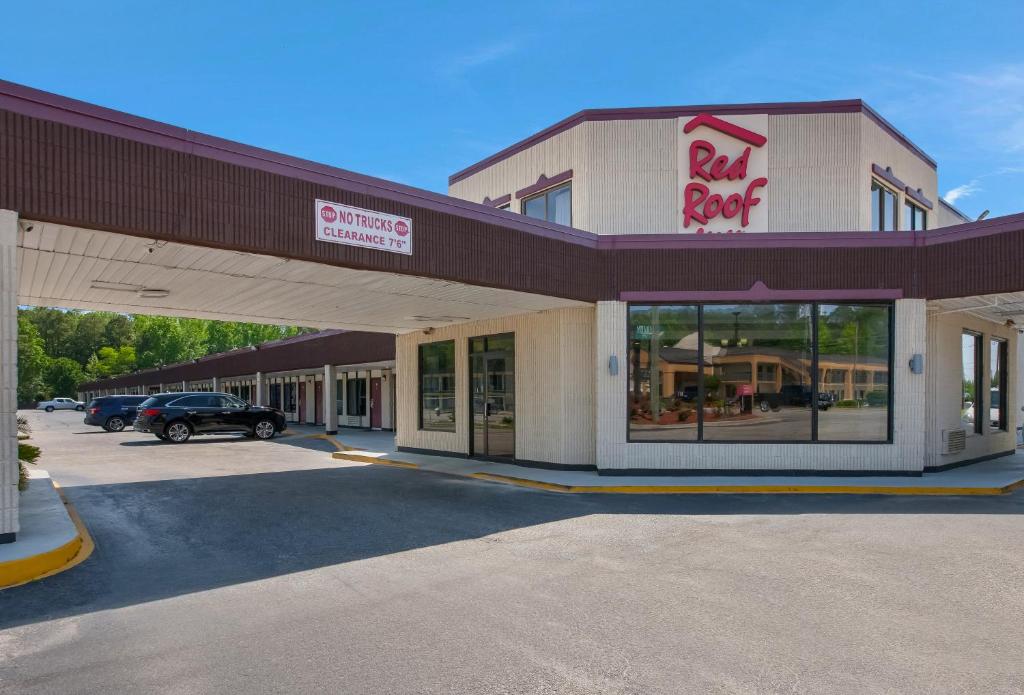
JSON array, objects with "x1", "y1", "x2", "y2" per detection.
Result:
[
  {"x1": 84, "y1": 395, "x2": 149, "y2": 432},
  {"x1": 133, "y1": 392, "x2": 287, "y2": 443}
]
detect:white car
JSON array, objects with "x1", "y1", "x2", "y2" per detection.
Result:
[{"x1": 37, "y1": 397, "x2": 85, "y2": 412}]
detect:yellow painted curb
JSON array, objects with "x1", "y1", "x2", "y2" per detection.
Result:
[
  {"x1": 469, "y1": 472, "x2": 1024, "y2": 496},
  {"x1": 0, "y1": 483, "x2": 94, "y2": 590},
  {"x1": 331, "y1": 451, "x2": 419, "y2": 468}
]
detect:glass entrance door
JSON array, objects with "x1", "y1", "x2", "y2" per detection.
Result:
[{"x1": 470, "y1": 335, "x2": 515, "y2": 459}]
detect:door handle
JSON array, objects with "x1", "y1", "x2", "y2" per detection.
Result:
[
  {"x1": 186, "y1": 411, "x2": 197, "y2": 415},
  {"x1": 219, "y1": 411, "x2": 232, "y2": 415}
]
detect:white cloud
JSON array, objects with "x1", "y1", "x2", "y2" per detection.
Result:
[
  {"x1": 944, "y1": 180, "x2": 982, "y2": 204},
  {"x1": 438, "y1": 39, "x2": 521, "y2": 81}
]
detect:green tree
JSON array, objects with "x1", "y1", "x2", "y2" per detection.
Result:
[
  {"x1": 44, "y1": 358, "x2": 86, "y2": 398},
  {"x1": 103, "y1": 314, "x2": 134, "y2": 348},
  {"x1": 23, "y1": 307, "x2": 77, "y2": 357},
  {"x1": 66, "y1": 311, "x2": 110, "y2": 364},
  {"x1": 17, "y1": 315, "x2": 50, "y2": 405},
  {"x1": 86, "y1": 345, "x2": 137, "y2": 379}
]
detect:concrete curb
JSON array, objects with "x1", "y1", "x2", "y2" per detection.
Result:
[
  {"x1": 0, "y1": 482, "x2": 94, "y2": 590},
  {"x1": 329, "y1": 445, "x2": 1024, "y2": 497},
  {"x1": 471, "y1": 473, "x2": 1024, "y2": 496}
]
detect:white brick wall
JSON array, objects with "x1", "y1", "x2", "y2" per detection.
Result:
[
  {"x1": 595, "y1": 299, "x2": 928, "y2": 473},
  {"x1": 1, "y1": 210, "x2": 19, "y2": 538}
]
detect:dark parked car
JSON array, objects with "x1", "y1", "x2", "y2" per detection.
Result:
[
  {"x1": 84, "y1": 395, "x2": 149, "y2": 432},
  {"x1": 133, "y1": 392, "x2": 287, "y2": 443},
  {"x1": 758, "y1": 385, "x2": 833, "y2": 412}
]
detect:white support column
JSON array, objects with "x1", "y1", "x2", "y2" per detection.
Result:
[
  {"x1": 255, "y1": 372, "x2": 265, "y2": 406},
  {"x1": 212, "y1": 376, "x2": 220, "y2": 393},
  {"x1": 324, "y1": 365, "x2": 338, "y2": 434},
  {"x1": 1, "y1": 210, "x2": 19, "y2": 543},
  {"x1": 181, "y1": 380, "x2": 187, "y2": 392}
]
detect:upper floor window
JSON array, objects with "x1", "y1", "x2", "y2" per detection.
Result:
[
  {"x1": 904, "y1": 201, "x2": 927, "y2": 231},
  {"x1": 871, "y1": 180, "x2": 899, "y2": 231},
  {"x1": 522, "y1": 183, "x2": 571, "y2": 225}
]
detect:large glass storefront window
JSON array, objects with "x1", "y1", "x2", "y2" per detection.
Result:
[
  {"x1": 419, "y1": 340, "x2": 456, "y2": 431},
  {"x1": 817, "y1": 304, "x2": 891, "y2": 441},
  {"x1": 627, "y1": 302, "x2": 893, "y2": 443},
  {"x1": 702, "y1": 304, "x2": 812, "y2": 441}
]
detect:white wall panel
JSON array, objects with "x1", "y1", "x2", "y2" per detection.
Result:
[
  {"x1": 396, "y1": 307, "x2": 596, "y2": 465},
  {"x1": 924, "y1": 310, "x2": 1017, "y2": 467}
]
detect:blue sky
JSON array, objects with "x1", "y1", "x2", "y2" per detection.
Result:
[{"x1": 2, "y1": 1, "x2": 1022, "y2": 219}]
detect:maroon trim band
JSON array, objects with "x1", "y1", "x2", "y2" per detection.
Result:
[
  {"x1": 482, "y1": 194, "x2": 511, "y2": 208},
  {"x1": 515, "y1": 170, "x2": 573, "y2": 200},
  {"x1": 871, "y1": 164, "x2": 905, "y2": 191},
  {"x1": 905, "y1": 186, "x2": 933, "y2": 210},
  {"x1": 621, "y1": 282, "x2": 904, "y2": 302},
  {"x1": 451, "y1": 99, "x2": 936, "y2": 185}
]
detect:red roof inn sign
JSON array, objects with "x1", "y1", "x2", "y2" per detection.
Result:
[
  {"x1": 315, "y1": 199, "x2": 413, "y2": 255},
  {"x1": 679, "y1": 113, "x2": 769, "y2": 234}
]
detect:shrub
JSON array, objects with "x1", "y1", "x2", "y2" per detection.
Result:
[
  {"x1": 835, "y1": 399, "x2": 860, "y2": 408},
  {"x1": 866, "y1": 390, "x2": 888, "y2": 407},
  {"x1": 17, "y1": 442, "x2": 40, "y2": 491}
]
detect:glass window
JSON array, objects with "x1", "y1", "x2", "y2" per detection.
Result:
[
  {"x1": 420, "y1": 341, "x2": 456, "y2": 431},
  {"x1": 628, "y1": 305, "x2": 701, "y2": 441},
  {"x1": 522, "y1": 183, "x2": 571, "y2": 225},
  {"x1": 817, "y1": 304, "x2": 891, "y2": 441},
  {"x1": 904, "y1": 201, "x2": 927, "y2": 231},
  {"x1": 269, "y1": 383, "x2": 282, "y2": 409},
  {"x1": 627, "y1": 302, "x2": 893, "y2": 443},
  {"x1": 990, "y1": 338, "x2": 1007, "y2": 431},
  {"x1": 336, "y1": 379, "x2": 345, "y2": 416},
  {"x1": 702, "y1": 304, "x2": 813, "y2": 441},
  {"x1": 871, "y1": 181, "x2": 899, "y2": 231},
  {"x1": 347, "y1": 378, "x2": 367, "y2": 416},
  {"x1": 284, "y1": 382, "x2": 297, "y2": 412},
  {"x1": 962, "y1": 332, "x2": 983, "y2": 434}
]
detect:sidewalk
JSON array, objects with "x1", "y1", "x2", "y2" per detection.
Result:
[
  {"x1": 0, "y1": 470, "x2": 92, "y2": 589},
  {"x1": 326, "y1": 432, "x2": 1024, "y2": 495}
]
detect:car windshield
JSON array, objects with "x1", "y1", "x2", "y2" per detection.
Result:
[{"x1": 140, "y1": 397, "x2": 158, "y2": 408}]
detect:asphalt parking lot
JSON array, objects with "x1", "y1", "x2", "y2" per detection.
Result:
[{"x1": 2, "y1": 410, "x2": 1023, "y2": 694}]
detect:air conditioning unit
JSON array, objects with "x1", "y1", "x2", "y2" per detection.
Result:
[{"x1": 941, "y1": 429, "x2": 966, "y2": 455}]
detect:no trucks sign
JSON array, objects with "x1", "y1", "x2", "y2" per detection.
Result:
[{"x1": 315, "y1": 199, "x2": 413, "y2": 255}]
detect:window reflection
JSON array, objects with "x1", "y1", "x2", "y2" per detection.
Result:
[
  {"x1": 990, "y1": 338, "x2": 1007, "y2": 431},
  {"x1": 816, "y1": 305, "x2": 890, "y2": 441},
  {"x1": 627, "y1": 303, "x2": 894, "y2": 443},
  {"x1": 628, "y1": 306, "x2": 700, "y2": 441},
  {"x1": 702, "y1": 304, "x2": 813, "y2": 441},
  {"x1": 961, "y1": 332, "x2": 981, "y2": 433}
]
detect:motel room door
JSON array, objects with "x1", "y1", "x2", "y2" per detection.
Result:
[
  {"x1": 470, "y1": 334, "x2": 515, "y2": 460},
  {"x1": 370, "y1": 377, "x2": 382, "y2": 429}
]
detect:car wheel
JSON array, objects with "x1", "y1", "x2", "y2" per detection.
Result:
[
  {"x1": 165, "y1": 421, "x2": 192, "y2": 443},
  {"x1": 253, "y1": 419, "x2": 276, "y2": 440},
  {"x1": 105, "y1": 416, "x2": 126, "y2": 432},
  {"x1": 45, "y1": 406, "x2": 54, "y2": 412},
  {"x1": 759, "y1": 400, "x2": 770, "y2": 413},
  {"x1": 76, "y1": 405, "x2": 85, "y2": 411}
]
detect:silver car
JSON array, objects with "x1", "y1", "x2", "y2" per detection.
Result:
[{"x1": 37, "y1": 397, "x2": 85, "y2": 412}]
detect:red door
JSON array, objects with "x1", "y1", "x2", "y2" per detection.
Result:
[
  {"x1": 298, "y1": 381, "x2": 306, "y2": 423},
  {"x1": 370, "y1": 377, "x2": 382, "y2": 429},
  {"x1": 314, "y1": 381, "x2": 323, "y2": 424}
]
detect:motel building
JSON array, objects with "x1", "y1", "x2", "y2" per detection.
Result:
[{"x1": 3, "y1": 80, "x2": 1024, "y2": 541}]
